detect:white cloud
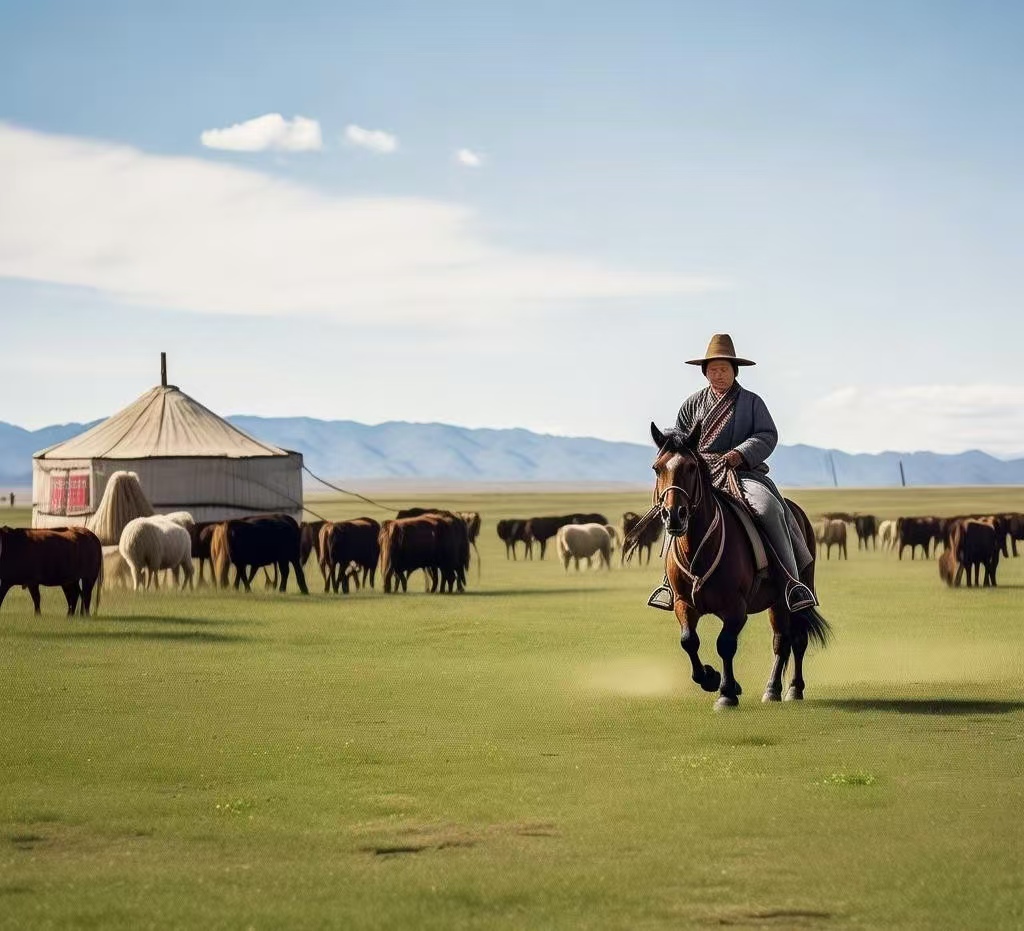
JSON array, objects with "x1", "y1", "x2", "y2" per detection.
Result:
[
  {"x1": 343, "y1": 124, "x2": 398, "y2": 154},
  {"x1": 455, "y1": 148, "x2": 483, "y2": 167},
  {"x1": 200, "y1": 113, "x2": 323, "y2": 152},
  {"x1": 0, "y1": 122, "x2": 721, "y2": 323},
  {"x1": 797, "y1": 385, "x2": 1024, "y2": 457}
]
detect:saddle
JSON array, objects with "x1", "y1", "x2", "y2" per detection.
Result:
[{"x1": 713, "y1": 490, "x2": 769, "y2": 576}]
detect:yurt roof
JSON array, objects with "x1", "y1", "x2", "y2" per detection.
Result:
[{"x1": 34, "y1": 385, "x2": 292, "y2": 460}]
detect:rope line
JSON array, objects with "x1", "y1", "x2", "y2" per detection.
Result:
[{"x1": 301, "y1": 466, "x2": 403, "y2": 514}]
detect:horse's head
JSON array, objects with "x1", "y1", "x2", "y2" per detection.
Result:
[{"x1": 649, "y1": 421, "x2": 706, "y2": 537}]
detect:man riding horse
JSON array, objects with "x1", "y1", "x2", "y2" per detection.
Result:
[{"x1": 647, "y1": 333, "x2": 818, "y2": 616}]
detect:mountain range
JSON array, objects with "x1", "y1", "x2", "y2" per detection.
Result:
[{"x1": 2, "y1": 416, "x2": 1023, "y2": 488}]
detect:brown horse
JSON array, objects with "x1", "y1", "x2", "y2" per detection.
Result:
[{"x1": 627, "y1": 423, "x2": 832, "y2": 709}]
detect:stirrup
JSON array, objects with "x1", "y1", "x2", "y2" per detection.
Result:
[
  {"x1": 647, "y1": 580, "x2": 675, "y2": 611},
  {"x1": 785, "y1": 580, "x2": 818, "y2": 612}
]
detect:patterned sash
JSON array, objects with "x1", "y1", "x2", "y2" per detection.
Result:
[{"x1": 698, "y1": 383, "x2": 739, "y2": 491}]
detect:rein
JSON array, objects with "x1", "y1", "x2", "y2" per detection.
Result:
[
  {"x1": 622, "y1": 441, "x2": 728, "y2": 603},
  {"x1": 668, "y1": 496, "x2": 726, "y2": 600}
]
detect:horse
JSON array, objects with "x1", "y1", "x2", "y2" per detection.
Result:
[{"x1": 624, "y1": 422, "x2": 832, "y2": 709}]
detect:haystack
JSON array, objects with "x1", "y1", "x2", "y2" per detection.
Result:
[{"x1": 86, "y1": 471, "x2": 154, "y2": 545}]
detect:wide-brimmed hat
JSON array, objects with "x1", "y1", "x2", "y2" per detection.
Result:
[{"x1": 685, "y1": 333, "x2": 756, "y2": 367}]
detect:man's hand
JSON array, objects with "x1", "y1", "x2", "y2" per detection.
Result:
[{"x1": 723, "y1": 450, "x2": 744, "y2": 469}]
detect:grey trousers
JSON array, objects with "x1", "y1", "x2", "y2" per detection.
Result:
[{"x1": 739, "y1": 478, "x2": 813, "y2": 578}]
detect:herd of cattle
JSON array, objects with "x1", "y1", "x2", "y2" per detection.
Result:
[
  {"x1": 2, "y1": 496, "x2": 1021, "y2": 616},
  {"x1": 815, "y1": 511, "x2": 1024, "y2": 587},
  {"x1": 496, "y1": 512, "x2": 665, "y2": 570},
  {"x1": 0, "y1": 507, "x2": 484, "y2": 616}
]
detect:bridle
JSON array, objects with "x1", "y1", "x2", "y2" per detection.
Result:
[{"x1": 653, "y1": 446, "x2": 726, "y2": 601}]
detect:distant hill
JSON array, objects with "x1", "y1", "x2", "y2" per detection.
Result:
[{"x1": 2, "y1": 416, "x2": 1023, "y2": 488}]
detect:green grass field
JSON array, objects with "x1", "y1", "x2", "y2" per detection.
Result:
[{"x1": 1, "y1": 488, "x2": 1022, "y2": 929}]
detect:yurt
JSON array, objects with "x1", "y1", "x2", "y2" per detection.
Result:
[{"x1": 32, "y1": 361, "x2": 303, "y2": 529}]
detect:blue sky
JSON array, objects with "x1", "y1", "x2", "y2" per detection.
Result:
[{"x1": 2, "y1": 0, "x2": 1023, "y2": 455}]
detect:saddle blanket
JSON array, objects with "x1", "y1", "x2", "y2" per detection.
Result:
[{"x1": 718, "y1": 494, "x2": 770, "y2": 573}]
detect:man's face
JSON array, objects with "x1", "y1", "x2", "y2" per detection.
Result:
[{"x1": 705, "y1": 359, "x2": 735, "y2": 394}]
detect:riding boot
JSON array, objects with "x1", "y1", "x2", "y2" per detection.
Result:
[
  {"x1": 785, "y1": 579, "x2": 818, "y2": 612},
  {"x1": 647, "y1": 574, "x2": 674, "y2": 611}
]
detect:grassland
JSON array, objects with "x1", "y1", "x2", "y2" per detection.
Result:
[{"x1": 1, "y1": 488, "x2": 1022, "y2": 929}]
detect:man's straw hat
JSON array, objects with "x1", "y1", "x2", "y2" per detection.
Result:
[{"x1": 686, "y1": 333, "x2": 756, "y2": 367}]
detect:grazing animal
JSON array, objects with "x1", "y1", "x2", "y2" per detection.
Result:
[
  {"x1": 523, "y1": 516, "x2": 570, "y2": 560},
  {"x1": 854, "y1": 515, "x2": 878, "y2": 550},
  {"x1": 300, "y1": 520, "x2": 327, "y2": 568},
  {"x1": 621, "y1": 510, "x2": 663, "y2": 565},
  {"x1": 320, "y1": 518, "x2": 381, "y2": 593},
  {"x1": 458, "y1": 512, "x2": 482, "y2": 544},
  {"x1": 878, "y1": 519, "x2": 897, "y2": 551},
  {"x1": 0, "y1": 526, "x2": 103, "y2": 615},
  {"x1": 1004, "y1": 512, "x2": 1024, "y2": 557},
  {"x1": 119, "y1": 516, "x2": 194, "y2": 591},
  {"x1": 379, "y1": 514, "x2": 468, "y2": 593},
  {"x1": 951, "y1": 519, "x2": 1000, "y2": 587},
  {"x1": 555, "y1": 523, "x2": 613, "y2": 571},
  {"x1": 496, "y1": 519, "x2": 532, "y2": 559},
  {"x1": 627, "y1": 423, "x2": 831, "y2": 709},
  {"x1": 897, "y1": 517, "x2": 939, "y2": 560},
  {"x1": 817, "y1": 519, "x2": 848, "y2": 560},
  {"x1": 192, "y1": 521, "x2": 221, "y2": 585},
  {"x1": 222, "y1": 514, "x2": 309, "y2": 594}
]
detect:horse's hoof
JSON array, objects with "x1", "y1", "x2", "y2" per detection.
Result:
[
  {"x1": 784, "y1": 686, "x2": 804, "y2": 702},
  {"x1": 734, "y1": 681, "x2": 743, "y2": 697},
  {"x1": 762, "y1": 689, "x2": 782, "y2": 703},
  {"x1": 700, "y1": 665, "x2": 721, "y2": 693},
  {"x1": 715, "y1": 695, "x2": 739, "y2": 710}
]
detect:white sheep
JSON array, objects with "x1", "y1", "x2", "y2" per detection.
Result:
[{"x1": 119, "y1": 516, "x2": 195, "y2": 591}]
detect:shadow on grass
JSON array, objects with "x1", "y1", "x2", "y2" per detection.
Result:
[
  {"x1": 12, "y1": 629, "x2": 252, "y2": 644},
  {"x1": 820, "y1": 698, "x2": 1024, "y2": 715},
  {"x1": 462, "y1": 588, "x2": 615, "y2": 598},
  {"x1": 99, "y1": 614, "x2": 243, "y2": 627}
]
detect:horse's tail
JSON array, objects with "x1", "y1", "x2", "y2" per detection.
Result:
[{"x1": 793, "y1": 606, "x2": 833, "y2": 649}]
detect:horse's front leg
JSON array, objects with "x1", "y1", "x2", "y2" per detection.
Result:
[
  {"x1": 676, "y1": 602, "x2": 720, "y2": 693},
  {"x1": 715, "y1": 613, "x2": 748, "y2": 708},
  {"x1": 763, "y1": 606, "x2": 791, "y2": 702}
]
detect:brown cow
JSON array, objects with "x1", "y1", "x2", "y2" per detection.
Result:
[
  {"x1": 300, "y1": 520, "x2": 327, "y2": 567},
  {"x1": 458, "y1": 512, "x2": 482, "y2": 544},
  {"x1": 854, "y1": 515, "x2": 878, "y2": 550},
  {"x1": 380, "y1": 514, "x2": 468, "y2": 593},
  {"x1": 191, "y1": 520, "x2": 222, "y2": 585},
  {"x1": 0, "y1": 526, "x2": 103, "y2": 616},
  {"x1": 897, "y1": 517, "x2": 939, "y2": 560},
  {"x1": 223, "y1": 515, "x2": 308, "y2": 594},
  {"x1": 321, "y1": 517, "x2": 381, "y2": 593},
  {"x1": 1004, "y1": 512, "x2": 1024, "y2": 557},
  {"x1": 951, "y1": 518, "x2": 1000, "y2": 587},
  {"x1": 496, "y1": 519, "x2": 532, "y2": 560},
  {"x1": 816, "y1": 519, "x2": 847, "y2": 560}
]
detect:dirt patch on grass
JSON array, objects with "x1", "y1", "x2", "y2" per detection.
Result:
[{"x1": 583, "y1": 657, "x2": 681, "y2": 697}]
